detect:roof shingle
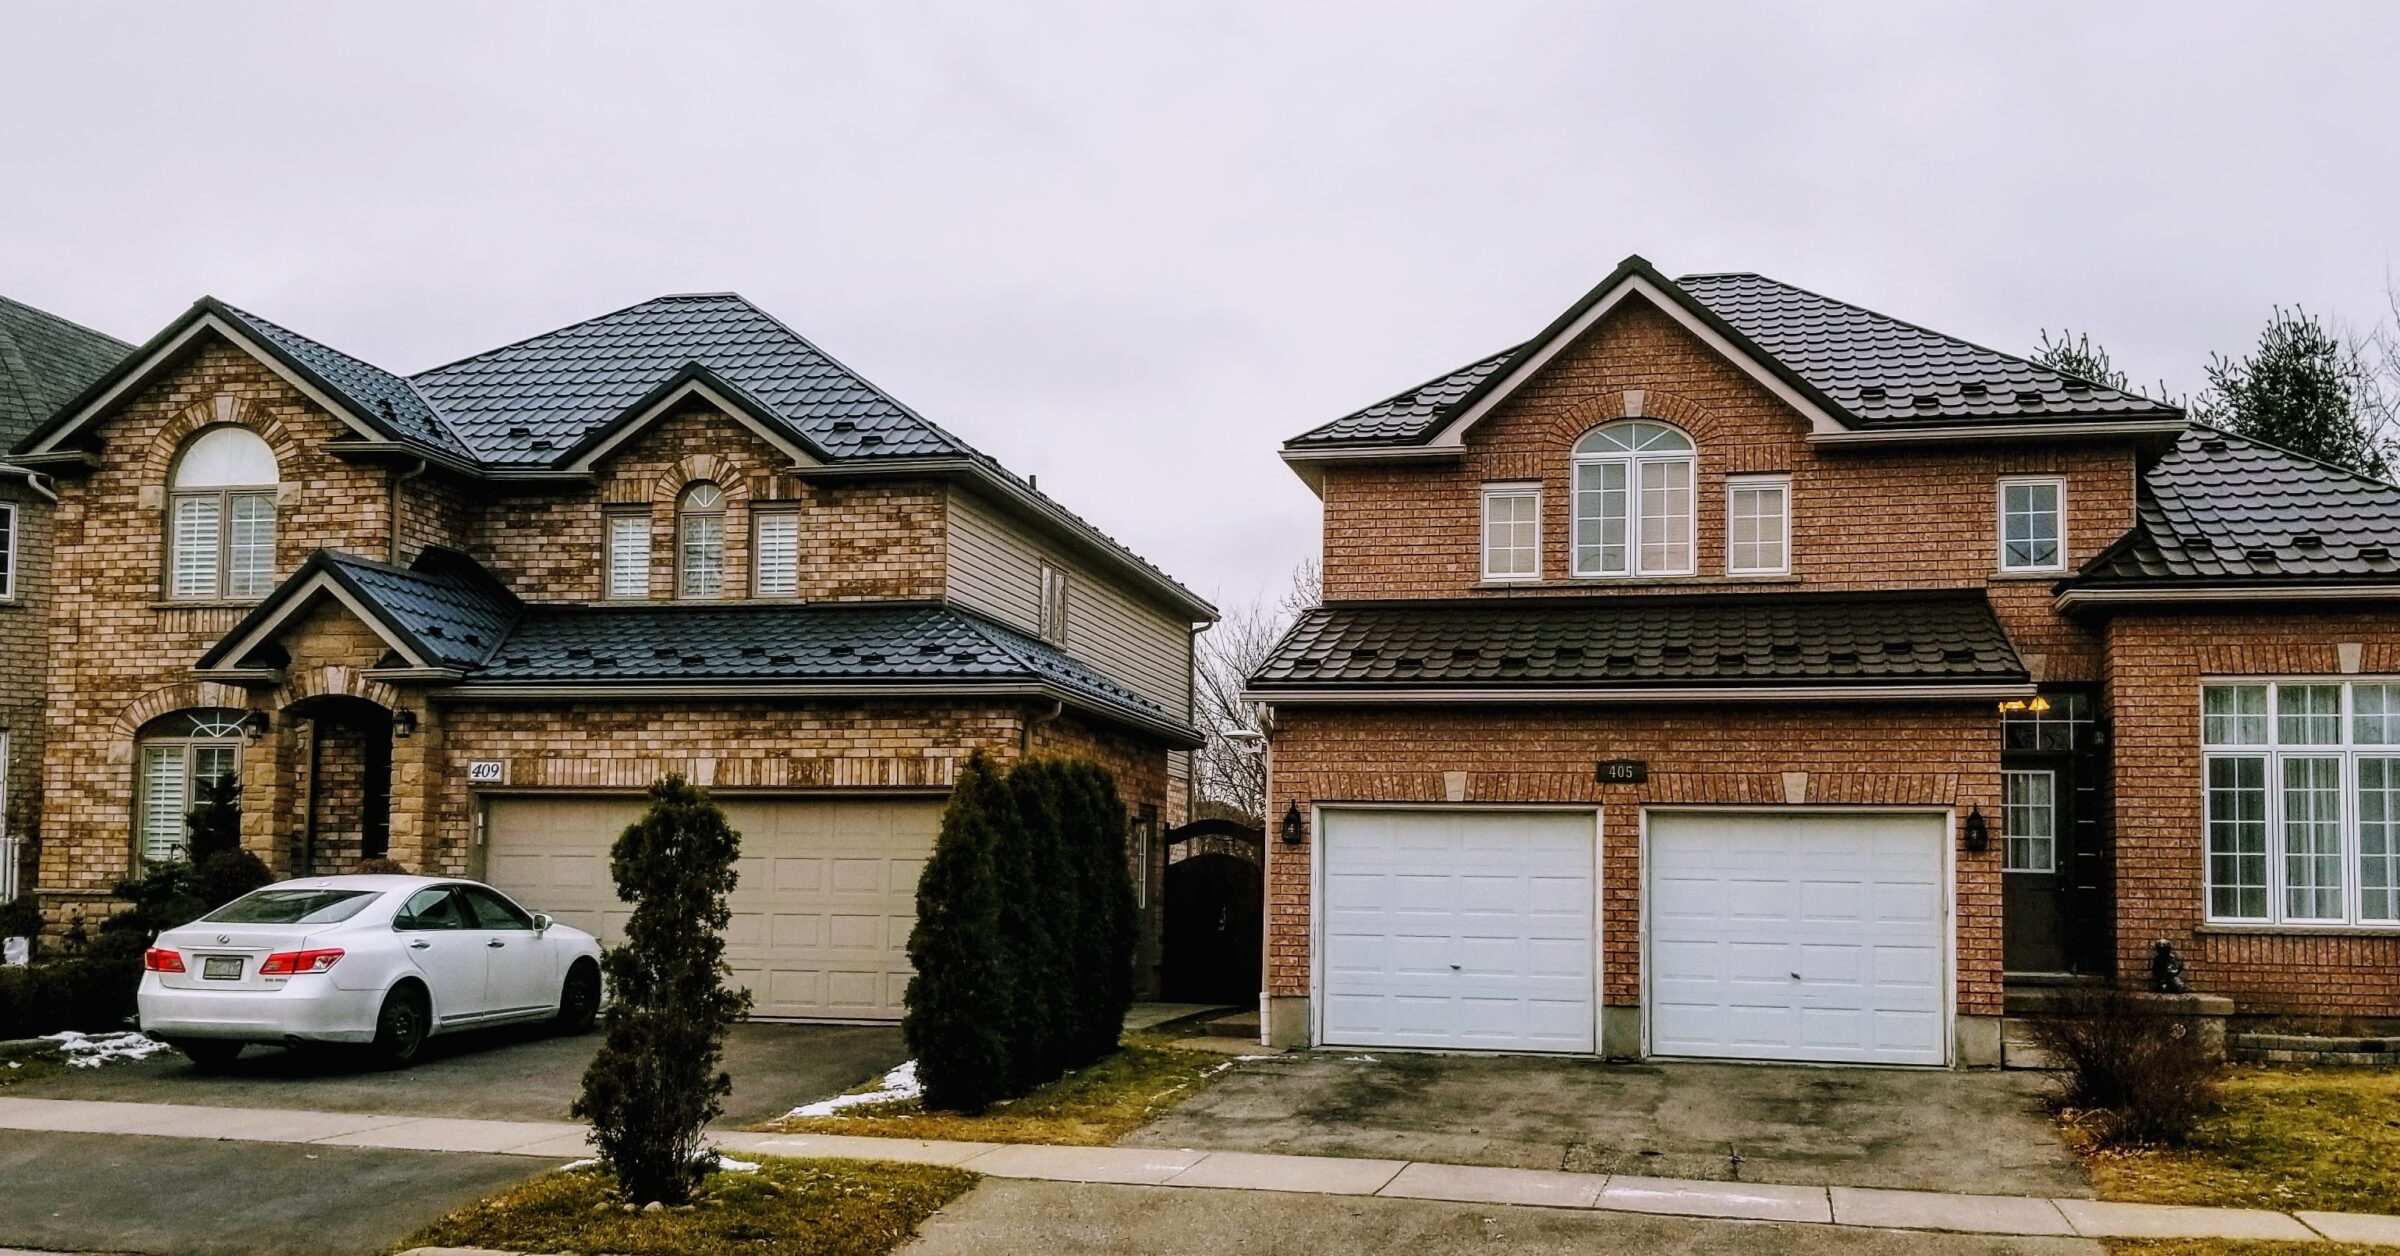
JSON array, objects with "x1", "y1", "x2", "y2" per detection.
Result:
[
  {"x1": 2075, "y1": 427, "x2": 2400, "y2": 588},
  {"x1": 0, "y1": 297, "x2": 131, "y2": 447}
]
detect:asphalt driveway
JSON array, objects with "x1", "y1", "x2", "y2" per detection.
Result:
[
  {"x1": 16, "y1": 1020, "x2": 903, "y2": 1125},
  {"x1": 1122, "y1": 1053, "x2": 2090, "y2": 1198}
]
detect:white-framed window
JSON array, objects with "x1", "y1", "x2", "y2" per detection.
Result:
[
  {"x1": 1998, "y1": 477, "x2": 2066, "y2": 573},
  {"x1": 0, "y1": 503, "x2": 16, "y2": 599},
  {"x1": 1725, "y1": 475, "x2": 1790, "y2": 576},
  {"x1": 1572, "y1": 420, "x2": 1694, "y2": 578},
  {"x1": 752, "y1": 511, "x2": 799, "y2": 598},
  {"x1": 136, "y1": 709, "x2": 246, "y2": 864},
  {"x1": 1481, "y1": 483, "x2": 1540, "y2": 581},
  {"x1": 2003, "y1": 769, "x2": 2057, "y2": 872},
  {"x1": 1039, "y1": 563, "x2": 1070, "y2": 644},
  {"x1": 167, "y1": 426, "x2": 279, "y2": 600},
  {"x1": 2202, "y1": 679, "x2": 2400, "y2": 925},
  {"x1": 677, "y1": 481, "x2": 726, "y2": 599},
  {"x1": 605, "y1": 511, "x2": 651, "y2": 600}
]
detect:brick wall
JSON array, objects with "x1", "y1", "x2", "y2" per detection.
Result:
[
  {"x1": 2106, "y1": 608, "x2": 2400, "y2": 1015},
  {"x1": 1264, "y1": 701, "x2": 2006, "y2": 1016},
  {"x1": 1316, "y1": 301, "x2": 2132, "y2": 682},
  {"x1": 0, "y1": 479, "x2": 51, "y2": 882}
]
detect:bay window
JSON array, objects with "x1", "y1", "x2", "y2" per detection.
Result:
[{"x1": 2203, "y1": 680, "x2": 2400, "y2": 925}]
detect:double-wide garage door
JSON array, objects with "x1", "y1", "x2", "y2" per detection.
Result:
[
  {"x1": 481, "y1": 795, "x2": 942, "y2": 1021},
  {"x1": 1318, "y1": 807, "x2": 1947, "y2": 1064}
]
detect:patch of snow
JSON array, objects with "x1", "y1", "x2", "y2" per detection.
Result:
[
  {"x1": 41, "y1": 1031, "x2": 175, "y2": 1068},
  {"x1": 1346, "y1": 1054, "x2": 1379, "y2": 1063},
  {"x1": 784, "y1": 1058, "x2": 921, "y2": 1118},
  {"x1": 711, "y1": 1155, "x2": 760, "y2": 1173},
  {"x1": 560, "y1": 1157, "x2": 600, "y2": 1171}
]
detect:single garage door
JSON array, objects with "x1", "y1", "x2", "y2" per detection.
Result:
[
  {"x1": 480, "y1": 795, "x2": 943, "y2": 1021},
  {"x1": 1647, "y1": 810, "x2": 1946, "y2": 1066},
  {"x1": 1320, "y1": 808, "x2": 1596, "y2": 1053}
]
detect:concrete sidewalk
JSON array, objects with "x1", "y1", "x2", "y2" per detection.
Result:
[{"x1": 4, "y1": 1095, "x2": 2395, "y2": 1247}]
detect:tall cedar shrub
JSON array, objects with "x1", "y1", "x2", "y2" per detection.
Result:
[
  {"x1": 572, "y1": 774, "x2": 751, "y2": 1205},
  {"x1": 1064, "y1": 761, "x2": 1136, "y2": 1064},
  {"x1": 1000, "y1": 757, "x2": 1072, "y2": 1087},
  {"x1": 904, "y1": 752, "x2": 1019, "y2": 1112}
]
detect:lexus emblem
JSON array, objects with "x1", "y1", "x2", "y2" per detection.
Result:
[{"x1": 216, "y1": 935, "x2": 230, "y2": 944}]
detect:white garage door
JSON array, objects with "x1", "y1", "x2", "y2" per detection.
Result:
[
  {"x1": 1647, "y1": 810, "x2": 1947, "y2": 1066},
  {"x1": 1320, "y1": 808, "x2": 1596, "y2": 1053},
  {"x1": 481, "y1": 795, "x2": 943, "y2": 1021}
]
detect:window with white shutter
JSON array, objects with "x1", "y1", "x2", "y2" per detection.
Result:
[
  {"x1": 753, "y1": 511, "x2": 799, "y2": 597},
  {"x1": 606, "y1": 513, "x2": 651, "y2": 600},
  {"x1": 166, "y1": 426, "x2": 278, "y2": 600},
  {"x1": 134, "y1": 709, "x2": 247, "y2": 864}
]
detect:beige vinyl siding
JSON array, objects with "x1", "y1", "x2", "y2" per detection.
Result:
[{"x1": 945, "y1": 487, "x2": 1192, "y2": 720}]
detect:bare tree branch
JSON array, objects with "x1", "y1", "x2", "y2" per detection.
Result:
[{"x1": 1192, "y1": 561, "x2": 1319, "y2": 822}]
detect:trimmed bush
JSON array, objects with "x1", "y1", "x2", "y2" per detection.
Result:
[
  {"x1": 1062, "y1": 761, "x2": 1135, "y2": 1064},
  {"x1": 573, "y1": 774, "x2": 752, "y2": 1205},
  {"x1": 904, "y1": 752, "x2": 1019, "y2": 1113},
  {"x1": 2030, "y1": 984, "x2": 2224, "y2": 1146}
]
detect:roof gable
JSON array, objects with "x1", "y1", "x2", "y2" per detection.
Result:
[
  {"x1": 0, "y1": 297, "x2": 132, "y2": 447},
  {"x1": 198, "y1": 547, "x2": 521, "y2": 674}
]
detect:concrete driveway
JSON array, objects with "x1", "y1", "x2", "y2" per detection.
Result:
[
  {"x1": 15, "y1": 1020, "x2": 902, "y2": 1125},
  {"x1": 1122, "y1": 1053, "x2": 2089, "y2": 1198}
]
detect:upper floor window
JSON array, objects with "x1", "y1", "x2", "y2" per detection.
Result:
[
  {"x1": 1572, "y1": 421, "x2": 1693, "y2": 578},
  {"x1": 677, "y1": 481, "x2": 725, "y2": 599},
  {"x1": 1481, "y1": 483, "x2": 1540, "y2": 581},
  {"x1": 1998, "y1": 477, "x2": 2065, "y2": 573},
  {"x1": 1039, "y1": 563, "x2": 1070, "y2": 644},
  {"x1": 753, "y1": 510, "x2": 799, "y2": 598},
  {"x1": 605, "y1": 510, "x2": 650, "y2": 600},
  {"x1": 0, "y1": 502, "x2": 17, "y2": 599},
  {"x1": 168, "y1": 427, "x2": 278, "y2": 600},
  {"x1": 1725, "y1": 475, "x2": 1789, "y2": 576}
]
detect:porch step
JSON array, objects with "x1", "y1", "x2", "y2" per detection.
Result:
[{"x1": 2000, "y1": 1017, "x2": 2060, "y2": 1071}]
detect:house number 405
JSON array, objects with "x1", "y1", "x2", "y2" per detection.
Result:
[{"x1": 1595, "y1": 759, "x2": 1648, "y2": 784}]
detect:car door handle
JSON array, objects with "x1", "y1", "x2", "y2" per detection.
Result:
[
  {"x1": 409, "y1": 939, "x2": 430, "y2": 950},
  {"x1": 487, "y1": 939, "x2": 506, "y2": 949}
]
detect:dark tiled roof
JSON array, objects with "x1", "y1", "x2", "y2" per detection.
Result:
[
  {"x1": 409, "y1": 294, "x2": 961, "y2": 466},
  {"x1": 0, "y1": 296, "x2": 131, "y2": 446},
  {"x1": 1288, "y1": 267, "x2": 2180, "y2": 447},
  {"x1": 2075, "y1": 428, "x2": 2400, "y2": 588},
  {"x1": 218, "y1": 303, "x2": 473, "y2": 458},
  {"x1": 322, "y1": 549, "x2": 522, "y2": 668},
  {"x1": 1248, "y1": 591, "x2": 2025, "y2": 690}
]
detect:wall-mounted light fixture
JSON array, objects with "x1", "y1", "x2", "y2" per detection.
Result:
[
  {"x1": 240, "y1": 710, "x2": 270, "y2": 742},
  {"x1": 1279, "y1": 801, "x2": 1305, "y2": 846},
  {"x1": 1963, "y1": 805, "x2": 1991, "y2": 854},
  {"x1": 392, "y1": 708, "x2": 419, "y2": 740}
]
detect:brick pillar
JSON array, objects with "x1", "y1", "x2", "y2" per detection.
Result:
[
  {"x1": 240, "y1": 711, "x2": 299, "y2": 878},
  {"x1": 386, "y1": 701, "x2": 443, "y2": 876}
]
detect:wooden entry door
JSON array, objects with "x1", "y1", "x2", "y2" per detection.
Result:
[{"x1": 2001, "y1": 766, "x2": 2071, "y2": 973}]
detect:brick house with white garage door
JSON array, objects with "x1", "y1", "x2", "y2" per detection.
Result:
[
  {"x1": 15, "y1": 291, "x2": 1213, "y2": 1017},
  {"x1": 1250, "y1": 254, "x2": 2400, "y2": 1065}
]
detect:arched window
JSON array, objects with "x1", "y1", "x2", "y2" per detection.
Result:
[
  {"x1": 169, "y1": 426, "x2": 278, "y2": 600},
  {"x1": 677, "y1": 481, "x2": 726, "y2": 599},
  {"x1": 136, "y1": 708, "x2": 247, "y2": 863},
  {"x1": 1572, "y1": 420, "x2": 1694, "y2": 578}
]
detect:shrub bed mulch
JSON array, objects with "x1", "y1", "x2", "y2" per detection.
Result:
[
  {"x1": 399, "y1": 1156, "x2": 974, "y2": 1256},
  {"x1": 761, "y1": 1035, "x2": 1236, "y2": 1146}
]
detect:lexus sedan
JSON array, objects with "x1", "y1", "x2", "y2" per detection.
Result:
[{"x1": 138, "y1": 874, "x2": 604, "y2": 1070}]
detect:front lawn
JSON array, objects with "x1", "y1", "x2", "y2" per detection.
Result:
[
  {"x1": 761, "y1": 1034, "x2": 1235, "y2": 1145},
  {"x1": 399, "y1": 1156, "x2": 974, "y2": 1256},
  {"x1": 2067, "y1": 1066, "x2": 2400, "y2": 1256}
]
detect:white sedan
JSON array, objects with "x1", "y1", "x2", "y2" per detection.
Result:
[{"x1": 138, "y1": 874, "x2": 604, "y2": 1070}]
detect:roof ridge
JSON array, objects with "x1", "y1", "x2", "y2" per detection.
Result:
[
  {"x1": 1685, "y1": 271, "x2": 2178, "y2": 412},
  {"x1": 213, "y1": 299, "x2": 478, "y2": 453}
]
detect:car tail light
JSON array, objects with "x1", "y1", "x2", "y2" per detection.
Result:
[
  {"x1": 259, "y1": 948, "x2": 344, "y2": 976},
  {"x1": 144, "y1": 948, "x2": 185, "y2": 973}
]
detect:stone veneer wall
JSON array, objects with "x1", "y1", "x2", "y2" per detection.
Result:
[{"x1": 0, "y1": 478, "x2": 52, "y2": 886}]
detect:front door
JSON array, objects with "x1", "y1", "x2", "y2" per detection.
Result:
[{"x1": 2001, "y1": 767, "x2": 2071, "y2": 973}]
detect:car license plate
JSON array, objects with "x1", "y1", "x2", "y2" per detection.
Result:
[{"x1": 201, "y1": 956, "x2": 242, "y2": 981}]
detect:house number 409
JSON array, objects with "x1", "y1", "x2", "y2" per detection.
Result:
[{"x1": 467, "y1": 761, "x2": 505, "y2": 783}]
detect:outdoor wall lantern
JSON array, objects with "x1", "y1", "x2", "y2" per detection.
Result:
[
  {"x1": 239, "y1": 710, "x2": 270, "y2": 742},
  {"x1": 1963, "y1": 806, "x2": 1991, "y2": 854},
  {"x1": 392, "y1": 708, "x2": 419, "y2": 739},
  {"x1": 1279, "y1": 801, "x2": 1305, "y2": 846}
]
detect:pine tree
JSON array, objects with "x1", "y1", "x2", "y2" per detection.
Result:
[
  {"x1": 903, "y1": 752, "x2": 1018, "y2": 1112},
  {"x1": 2201, "y1": 306, "x2": 2392, "y2": 479},
  {"x1": 2032, "y1": 329, "x2": 2131, "y2": 391},
  {"x1": 1001, "y1": 757, "x2": 1073, "y2": 1086},
  {"x1": 572, "y1": 774, "x2": 750, "y2": 1205}
]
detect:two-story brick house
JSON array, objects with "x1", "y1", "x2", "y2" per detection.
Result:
[
  {"x1": 0, "y1": 297, "x2": 133, "y2": 899},
  {"x1": 14, "y1": 292, "x2": 1213, "y2": 1018},
  {"x1": 1250, "y1": 255, "x2": 2400, "y2": 1065}
]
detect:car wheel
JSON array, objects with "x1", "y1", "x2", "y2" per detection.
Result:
[
  {"x1": 370, "y1": 983, "x2": 431, "y2": 1069},
  {"x1": 555, "y1": 961, "x2": 600, "y2": 1035},
  {"x1": 170, "y1": 1038, "x2": 243, "y2": 1073}
]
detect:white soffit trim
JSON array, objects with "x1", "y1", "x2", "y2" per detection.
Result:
[
  {"x1": 200, "y1": 572, "x2": 435, "y2": 673},
  {"x1": 565, "y1": 379, "x2": 822, "y2": 472},
  {"x1": 2057, "y1": 584, "x2": 2400, "y2": 609},
  {"x1": 1810, "y1": 418, "x2": 2189, "y2": 445},
  {"x1": 1243, "y1": 682, "x2": 2034, "y2": 704},
  {"x1": 1428, "y1": 274, "x2": 1848, "y2": 446},
  {"x1": 29, "y1": 313, "x2": 388, "y2": 454}
]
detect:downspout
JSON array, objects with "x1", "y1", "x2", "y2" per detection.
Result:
[
  {"x1": 1021, "y1": 698, "x2": 1064, "y2": 755},
  {"x1": 387, "y1": 459, "x2": 428, "y2": 564},
  {"x1": 1187, "y1": 622, "x2": 1204, "y2": 823}
]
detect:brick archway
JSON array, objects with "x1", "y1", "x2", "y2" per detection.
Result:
[
  {"x1": 107, "y1": 681, "x2": 259, "y2": 762},
  {"x1": 140, "y1": 394, "x2": 304, "y2": 490},
  {"x1": 271, "y1": 664, "x2": 403, "y2": 715},
  {"x1": 1548, "y1": 388, "x2": 1723, "y2": 450}
]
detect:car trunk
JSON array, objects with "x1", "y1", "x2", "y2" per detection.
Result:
[{"x1": 154, "y1": 924, "x2": 329, "y2": 992}]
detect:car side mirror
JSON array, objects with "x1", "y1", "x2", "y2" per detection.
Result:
[{"x1": 532, "y1": 913, "x2": 552, "y2": 934}]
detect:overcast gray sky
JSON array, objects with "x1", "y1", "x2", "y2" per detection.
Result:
[{"x1": 4, "y1": 2, "x2": 2396, "y2": 613}]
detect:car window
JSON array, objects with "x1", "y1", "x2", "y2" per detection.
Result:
[
  {"x1": 203, "y1": 888, "x2": 379, "y2": 925},
  {"x1": 394, "y1": 887, "x2": 471, "y2": 931},
  {"x1": 459, "y1": 885, "x2": 535, "y2": 931}
]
